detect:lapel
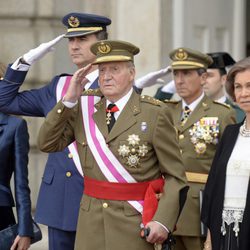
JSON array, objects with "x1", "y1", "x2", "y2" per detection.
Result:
[
  {"x1": 93, "y1": 91, "x2": 140, "y2": 143},
  {"x1": 171, "y1": 101, "x2": 182, "y2": 126},
  {"x1": 92, "y1": 98, "x2": 109, "y2": 140},
  {"x1": 176, "y1": 95, "x2": 211, "y2": 133}
]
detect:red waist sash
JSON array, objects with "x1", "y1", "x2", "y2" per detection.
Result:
[{"x1": 84, "y1": 176, "x2": 165, "y2": 225}]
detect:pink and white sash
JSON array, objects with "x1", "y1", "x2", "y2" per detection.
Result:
[
  {"x1": 81, "y1": 95, "x2": 143, "y2": 213},
  {"x1": 56, "y1": 76, "x2": 83, "y2": 176}
]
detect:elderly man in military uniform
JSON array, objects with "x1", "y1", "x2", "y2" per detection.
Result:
[
  {"x1": 37, "y1": 40, "x2": 188, "y2": 250},
  {"x1": 165, "y1": 48, "x2": 236, "y2": 250},
  {"x1": 203, "y1": 52, "x2": 245, "y2": 122}
]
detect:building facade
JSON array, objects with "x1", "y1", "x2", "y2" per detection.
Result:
[{"x1": 0, "y1": 0, "x2": 248, "y2": 207}]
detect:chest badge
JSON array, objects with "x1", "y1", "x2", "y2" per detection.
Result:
[
  {"x1": 189, "y1": 117, "x2": 219, "y2": 154},
  {"x1": 141, "y1": 122, "x2": 147, "y2": 132},
  {"x1": 118, "y1": 134, "x2": 148, "y2": 168}
]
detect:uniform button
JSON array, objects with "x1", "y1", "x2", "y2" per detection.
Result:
[
  {"x1": 179, "y1": 134, "x2": 184, "y2": 140},
  {"x1": 66, "y1": 171, "x2": 72, "y2": 177},
  {"x1": 68, "y1": 153, "x2": 73, "y2": 158},
  {"x1": 82, "y1": 141, "x2": 86, "y2": 146},
  {"x1": 180, "y1": 149, "x2": 183, "y2": 154},
  {"x1": 103, "y1": 202, "x2": 108, "y2": 208},
  {"x1": 0, "y1": 77, "x2": 3, "y2": 80},
  {"x1": 57, "y1": 109, "x2": 62, "y2": 114}
]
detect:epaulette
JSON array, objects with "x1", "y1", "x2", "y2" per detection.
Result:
[
  {"x1": 140, "y1": 95, "x2": 163, "y2": 106},
  {"x1": 213, "y1": 101, "x2": 231, "y2": 109},
  {"x1": 164, "y1": 99, "x2": 180, "y2": 104},
  {"x1": 82, "y1": 88, "x2": 103, "y2": 97}
]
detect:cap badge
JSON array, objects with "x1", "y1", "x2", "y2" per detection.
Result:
[
  {"x1": 98, "y1": 43, "x2": 111, "y2": 54},
  {"x1": 175, "y1": 49, "x2": 188, "y2": 61},
  {"x1": 68, "y1": 16, "x2": 80, "y2": 28}
]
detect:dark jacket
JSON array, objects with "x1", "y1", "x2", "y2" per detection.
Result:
[
  {"x1": 0, "y1": 113, "x2": 33, "y2": 236},
  {"x1": 201, "y1": 122, "x2": 250, "y2": 250},
  {"x1": 0, "y1": 65, "x2": 98, "y2": 231}
]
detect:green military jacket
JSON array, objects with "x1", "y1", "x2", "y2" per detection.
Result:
[
  {"x1": 225, "y1": 98, "x2": 245, "y2": 123},
  {"x1": 38, "y1": 90, "x2": 187, "y2": 250},
  {"x1": 165, "y1": 95, "x2": 236, "y2": 237}
]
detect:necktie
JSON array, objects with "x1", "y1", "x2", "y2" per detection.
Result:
[
  {"x1": 181, "y1": 106, "x2": 191, "y2": 124},
  {"x1": 106, "y1": 103, "x2": 119, "y2": 132}
]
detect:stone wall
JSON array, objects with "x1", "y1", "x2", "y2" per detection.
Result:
[{"x1": 0, "y1": 0, "x2": 169, "y2": 208}]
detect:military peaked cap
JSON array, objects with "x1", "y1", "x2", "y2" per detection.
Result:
[
  {"x1": 169, "y1": 47, "x2": 213, "y2": 70},
  {"x1": 91, "y1": 40, "x2": 140, "y2": 64},
  {"x1": 62, "y1": 12, "x2": 111, "y2": 38}
]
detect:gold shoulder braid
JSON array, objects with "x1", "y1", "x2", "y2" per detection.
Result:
[
  {"x1": 164, "y1": 99, "x2": 180, "y2": 108},
  {"x1": 213, "y1": 101, "x2": 231, "y2": 109},
  {"x1": 164, "y1": 99, "x2": 179, "y2": 104},
  {"x1": 82, "y1": 88, "x2": 103, "y2": 96},
  {"x1": 140, "y1": 95, "x2": 162, "y2": 106}
]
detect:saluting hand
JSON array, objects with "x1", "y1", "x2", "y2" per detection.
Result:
[
  {"x1": 134, "y1": 66, "x2": 171, "y2": 89},
  {"x1": 22, "y1": 34, "x2": 65, "y2": 65},
  {"x1": 64, "y1": 64, "x2": 92, "y2": 103}
]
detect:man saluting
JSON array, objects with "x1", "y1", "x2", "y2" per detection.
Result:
[{"x1": 38, "y1": 40, "x2": 188, "y2": 250}]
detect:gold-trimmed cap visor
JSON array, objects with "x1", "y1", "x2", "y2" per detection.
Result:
[
  {"x1": 93, "y1": 55, "x2": 132, "y2": 64},
  {"x1": 171, "y1": 61, "x2": 206, "y2": 69},
  {"x1": 64, "y1": 27, "x2": 103, "y2": 38}
]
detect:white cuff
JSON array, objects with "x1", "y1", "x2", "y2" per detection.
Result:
[
  {"x1": 62, "y1": 99, "x2": 78, "y2": 108},
  {"x1": 153, "y1": 221, "x2": 169, "y2": 233}
]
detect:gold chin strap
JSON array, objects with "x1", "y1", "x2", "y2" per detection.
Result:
[
  {"x1": 172, "y1": 61, "x2": 205, "y2": 68},
  {"x1": 67, "y1": 27, "x2": 103, "y2": 32}
]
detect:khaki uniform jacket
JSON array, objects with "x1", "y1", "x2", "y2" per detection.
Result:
[
  {"x1": 166, "y1": 95, "x2": 236, "y2": 237},
  {"x1": 38, "y1": 90, "x2": 188, "y2": 250}
]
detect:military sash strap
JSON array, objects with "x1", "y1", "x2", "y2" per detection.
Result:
[
  {"x1": 56, "y1": 76, "x2": 83, "y2": 176},
  {"x1": 84, "y1": 176, "x2": 164, "y2": 225},
  {"x1": 81, "y1": 95, "x2": 165, "y2": 225},
  {"x1": 185, "y1": 171, "x2": 208, "y2": 184}
]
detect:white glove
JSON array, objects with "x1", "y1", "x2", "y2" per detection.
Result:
[
  {"x1": 134, "y1": 66, "x2": 171, "y2": 89},
  {"x1": 22, "y1": 34, "x2": 65, "y2": 65},
  {"x1": 161, "y1": 80, "x2": 176, "y2": 93}
]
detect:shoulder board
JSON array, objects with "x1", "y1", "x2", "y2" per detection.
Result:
[
  {"x1": 82, "y1": 88, "x2": 103, "y2": 97},
  {"x1": 58, "y1": 73, "x2": 73, "y2": 77},
  {"x1": 140, "y1": 95, "x2": 163, "y2": 106},
  {"x1": 164, "y1": 99, "x2": 180, "y2": 104},
  {"x1": 213, "y1": 101, "x2": 231, "y2": 109}
]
